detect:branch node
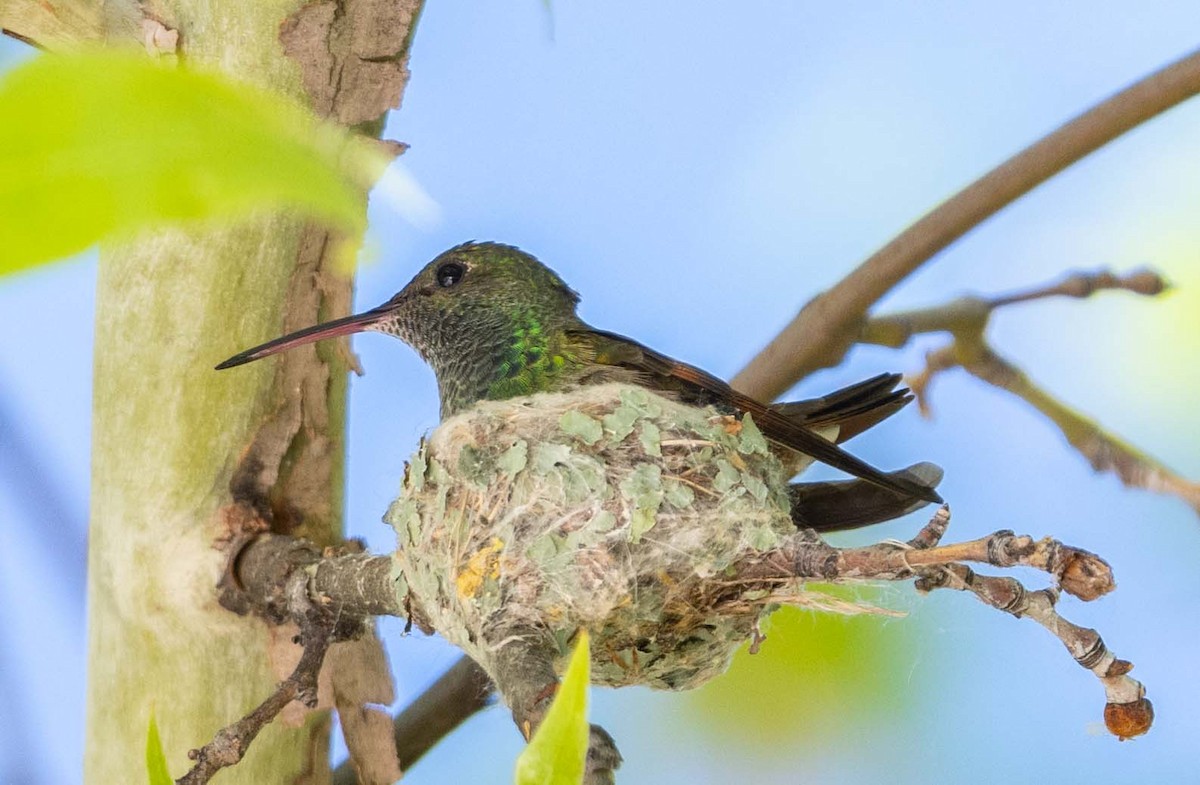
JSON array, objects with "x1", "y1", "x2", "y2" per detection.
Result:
[{"x1": 1049, "y1": 542, "x2": 1115, "y2": 602}]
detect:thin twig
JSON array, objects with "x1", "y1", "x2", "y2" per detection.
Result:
[
  {"x1": 732, "y1": 47, "x2": 1200, "y2": 399},
  {"x1": 859, "y1": 268, "x2": 1200, "y2": 512},
  {"x1": 178, "y1": 577, "x2": 337, "y2": 785},
  {"x1": 1, "y1": 27, "x2": 43, "y2": 49},
  {"x1": 860, "y1": 268, "x2": 1167, "y2": 348},
  {"x1": 735, "y1": 509, "x2": 1113, "y2": 603},
  {"x1": 915, "y1": 564, "x2": 1152, "y2": 740},
  {"x1": 927, "y1": 342, "x2": 1200, "y2": 511},
  {"x1": 844, "y1": 526, "x2": 1116, "y2": 602},
  {"x1": 215, "y1": 502, "x2": 1151, "y2": 750}
]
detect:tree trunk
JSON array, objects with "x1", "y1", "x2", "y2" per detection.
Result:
[
  {"x1": 0, "y1": 0, "x2": 420, "y2": 782},
  {"x1": 89, "y1": 217, "x2": 341, "y2": 783}
]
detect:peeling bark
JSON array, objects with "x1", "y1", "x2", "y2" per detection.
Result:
[
  {"x1": 281, "y1": 0, "x2": 423, "y2": 126},
  {"x1": 0, "y1": 0, "x2": 141, "y2": 50}
]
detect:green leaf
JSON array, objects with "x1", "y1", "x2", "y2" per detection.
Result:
[
  {"x1": 514, "y1": 630, "x2": 591, "y2": 785},
  {"x1": 663, "y1": 477, "x2": 695, "y2": 509},
  {"x1": 145, "y1": 710, "x2": 172, "y2": 785},
  {"x1": 0, "y1": 50, "x2": 379, "y2": 276},
  {"x1": 712, "y1": 458, "x2": 741, "y2": 493}
]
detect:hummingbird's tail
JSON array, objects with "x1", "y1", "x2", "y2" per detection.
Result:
[
  {"x1": 788, "y1": 462, "x2": 945, "y2": 532},
  {"x1": 770, "y1": 372, "x2": 910, "y2": 443}
]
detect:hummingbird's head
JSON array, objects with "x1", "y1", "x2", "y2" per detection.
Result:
[
  {"x1": 215, "y1": 241, "x2": 581, "y2": 376},
  {"x1": 385, "y1": 241, "x2": 580, "y2": 332}
]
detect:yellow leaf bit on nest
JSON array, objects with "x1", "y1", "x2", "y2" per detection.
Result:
[{"x1": 455, "y1": 537, "x2": 505, "y2": 599}]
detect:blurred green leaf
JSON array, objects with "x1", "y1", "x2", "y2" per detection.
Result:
[
  {"x1": 0, "y1": 50, "x2": 377, "y2": 276},
  {"x1": 689, "y1": 601, "x2": 915, "y2": 748},
  {"x1": 514, "y1": 630, "x2": 590, "y2": 785},
  {"x1": 145, "y1": 710, "x2": 171, "y2": 785}
]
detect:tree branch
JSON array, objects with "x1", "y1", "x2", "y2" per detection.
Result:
[
  {"x1": 222, "y1": 532, "x2": 410, "y2": 624},
  {"x1": 915, "y1": 562, "x2": 1152, "y2": 740},
  {"x1": 220, "y1": 529, "x2": 496, "y2": 783},
  {"x1": 859, "y1": 267, "x2": 1200, "y2": 512},
  {"x1": 216, "y1": 530, "x2": 495, "y2": 784},
  {"x1": 177, "y1": 530, "x2": 431, "y2": 784},
  {"x1": 860, "y1": 267, "x2": 1166, "y2": 348},
  {"x1": 731, "y1": 47, "x2": 1200, "y2": 400},
  {"x1": 1, "y1": 27, "x2": 43, "y2": 49}
]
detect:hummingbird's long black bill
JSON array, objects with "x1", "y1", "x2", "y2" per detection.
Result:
[{"x1": 215, "y1": 307, "x2": 391, "y2": 370}]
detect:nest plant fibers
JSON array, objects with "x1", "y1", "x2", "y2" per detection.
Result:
[{"x1": 387, "y1": 383, "x2": 890, "y2": 691}]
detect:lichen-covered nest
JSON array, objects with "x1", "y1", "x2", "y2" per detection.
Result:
[{"x1": 387, "y1": 383, "x2": 884, "y2": 691}]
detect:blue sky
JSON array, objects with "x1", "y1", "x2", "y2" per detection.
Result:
[{"x1": 2, "y1": 2, "x2": 1199, "y2": 783}]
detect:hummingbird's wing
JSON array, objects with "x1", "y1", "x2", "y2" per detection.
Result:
[
  {"x1": 566, "y1": 328, "x2": 942, "y2": 504},
  {"x1": 789, "y1": 462, "x2": 944, "y2": 532}
]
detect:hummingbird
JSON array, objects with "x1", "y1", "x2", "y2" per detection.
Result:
[{"x1": 217, "y1": 242, "x2": 942, "y2": 530}]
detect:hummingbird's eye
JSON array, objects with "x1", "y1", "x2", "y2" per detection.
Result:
[{"x1": 436, "y1": 262, "x2": 466, "y2": 288}]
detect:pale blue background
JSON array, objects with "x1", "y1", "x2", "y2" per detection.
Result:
[{"x1": 2, "y1": 2, "x2": 1198, "y2": 783}]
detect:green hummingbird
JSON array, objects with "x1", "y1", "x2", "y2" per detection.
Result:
[{"x1": 217, "y1": 242, "x2": 942, "y2": 529}]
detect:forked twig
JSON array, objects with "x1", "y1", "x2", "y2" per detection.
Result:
[
  {"x1": 859, "y1": 268, "x2": 1200, "y2": 511},
  {"x1": 178, "y1": 576, "x2": 336, "y2": 785},
  {"x1": 732, "y1": 506, "x2": 1151, "y2": 740}
]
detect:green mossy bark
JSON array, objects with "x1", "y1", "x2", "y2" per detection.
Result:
[{"x1": 85, "y1": 1, "x2": 346, "y2": 782}]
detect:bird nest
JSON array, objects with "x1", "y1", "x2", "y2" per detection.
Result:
[{"x1": 386, "y1": 383, "x2": 888, "y2": 691}]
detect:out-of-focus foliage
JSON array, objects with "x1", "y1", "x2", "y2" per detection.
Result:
[
  {"x1": 688, "y1": 602, "x2": 913, "y2": 748},
  {"x1": 144, "y1": 712, "x2": 171, "y2": 785},
  {"x1": 514, "y1": 630, "x2": 591, "y2": 785},
  {"x1": 1110, "y1": 243, "x2": 1200, "y2": 416},
  {"x1": 0, "y1": 51, "x2": 378, "y2": 276}
]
